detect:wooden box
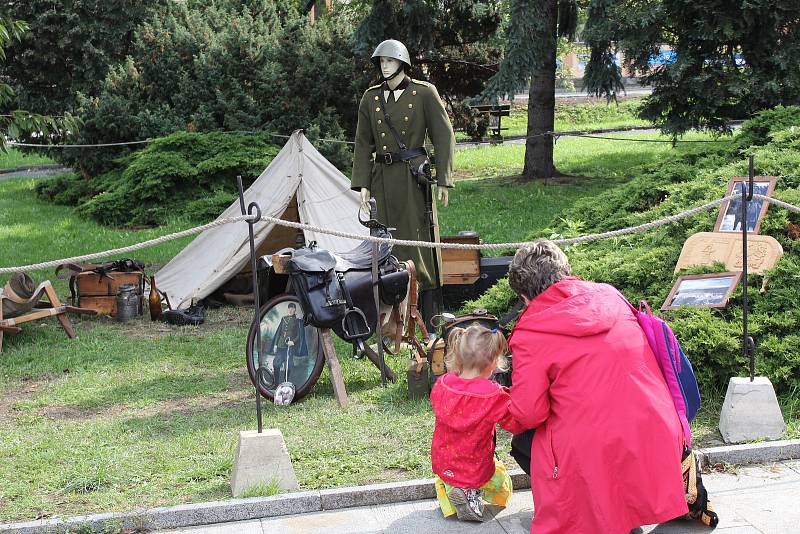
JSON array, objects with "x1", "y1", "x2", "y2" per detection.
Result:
[
  {"x1": 441, "y1": 235, "x2": 481, "y2": 285},
  {"x1": 76, "y1": 270, "x2": 144, "y2": 317}
]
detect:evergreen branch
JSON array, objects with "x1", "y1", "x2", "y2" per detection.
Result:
[{"x1": 482, "y1": 0, "x2": 549, "y2": 99}]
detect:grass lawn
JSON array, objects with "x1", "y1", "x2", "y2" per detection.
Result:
[
  {"x1": 0, "y1": 148, "x2": 56, "y2": 170},
  {"x1": 0, "y1": 131, "x2": 795, "y2": 523}
]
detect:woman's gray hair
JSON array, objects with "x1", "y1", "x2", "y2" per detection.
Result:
[{"x1": 508, "y1": 240, "x2": 571, "y2": 300}]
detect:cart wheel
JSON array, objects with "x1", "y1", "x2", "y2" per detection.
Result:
[{"x1": 246, "y1": 293, "x2": 325, "y2": 403}]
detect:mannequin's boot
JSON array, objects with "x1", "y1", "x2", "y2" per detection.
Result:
[{"x1": 419, "y1": 288, "x2": 443, "y2": 336}]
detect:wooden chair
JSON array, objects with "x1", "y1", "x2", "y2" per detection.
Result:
[{"x1": 0, "y1": 280, "x2": 96, "y2": 353}]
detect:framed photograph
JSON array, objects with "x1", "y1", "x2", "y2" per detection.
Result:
[
  {"x1": 714, "y1": 176, "x2": 777, "y2": 233},
  {"x1": 661, "y1": 272, "x2": 742, "y2": 311}
]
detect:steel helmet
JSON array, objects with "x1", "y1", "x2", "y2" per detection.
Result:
[{"x1": 371, "y1": 39, "x2": 411, "y2": 70}]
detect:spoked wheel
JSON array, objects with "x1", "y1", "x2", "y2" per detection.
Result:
[{"x1": 246, "y1": 293, "x2": 325, "y2": 404}]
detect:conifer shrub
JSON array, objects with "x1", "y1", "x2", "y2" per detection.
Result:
[
  {"x1": 471, "y1": 106, "x2": 800, "y2": 395},
  {"x1": 36, "y1": 131, "x2": 280, "y2": 226}
]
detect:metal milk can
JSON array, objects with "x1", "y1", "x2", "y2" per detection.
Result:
[{"x1": 116, "y1": 284, "x2": 139, "y2": 322}]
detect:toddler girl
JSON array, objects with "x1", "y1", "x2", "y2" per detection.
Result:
[{"x1": 430, "y1": 325, "x2": 526, "y2": 522}]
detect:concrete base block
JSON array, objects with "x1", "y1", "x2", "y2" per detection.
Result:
[
  {"x1": 231, "y1": 429, "x2": 298, "y2": 497},
  {"x1": 719, "y1": 377, "x2": 786, "y2": 444}
]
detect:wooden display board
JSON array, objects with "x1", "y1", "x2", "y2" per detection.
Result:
[{"x1": 675, "y1": 232, "x2": 784, "y2": 275}]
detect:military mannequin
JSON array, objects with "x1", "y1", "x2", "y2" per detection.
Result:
[{"x1": 351, "y1": 39, "x2": 456, "y2": 329}]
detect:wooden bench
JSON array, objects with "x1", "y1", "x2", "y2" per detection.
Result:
[{"x1": 470, "y1": 104, "x2": 511, "y2": 141}]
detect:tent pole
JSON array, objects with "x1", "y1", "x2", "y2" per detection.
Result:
[{"x1": 238, "y1": 175, "x2": 264, "y2": 433}]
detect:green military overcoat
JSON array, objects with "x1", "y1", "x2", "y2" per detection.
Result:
[{"x1": 351, "y1": 76, "x2": 456, "y2": 291}]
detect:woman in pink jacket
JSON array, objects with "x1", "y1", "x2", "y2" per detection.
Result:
[{"x1": 506, "y1": 240, "x2": 688, "y2": 534}]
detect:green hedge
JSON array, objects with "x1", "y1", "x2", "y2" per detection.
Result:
[
  {"x1": 471, "y1": 106, "x2": 800, "y2": 395},
  {"x1": 36, "y1": 131, "x2": 280, "y2": 226}
]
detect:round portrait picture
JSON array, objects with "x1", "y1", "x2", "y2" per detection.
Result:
[{"x1": 246, "y1": 295, "x2": 324, "y2": 402}]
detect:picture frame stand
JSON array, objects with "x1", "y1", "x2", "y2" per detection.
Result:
[{"x1": 719, "y1": 156, "x2": 786, "y2": 443}]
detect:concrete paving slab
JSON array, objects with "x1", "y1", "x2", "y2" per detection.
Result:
[
  {"x1": 701, "y1": 463, "x2": 800, "y2": 492},
  {"x1": 162, "y1": 462, "x2": 800, "y2": 534},
  {"x1": 714, "y1": 480, "x2": 800, "y2": 534},
  {"x1": 160, "y1": 518, "x2": 264, "y2": 534},
  {"x1": 784, "y1": 459, "x2": 800, "y2": 473}
]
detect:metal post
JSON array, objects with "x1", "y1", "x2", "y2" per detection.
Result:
[
  {"x1": 237, "y1": 175, "x2": 264, "y2": 433},
  {"x1": 742, "y1": 157, "x2": 756, "y2": 382}
]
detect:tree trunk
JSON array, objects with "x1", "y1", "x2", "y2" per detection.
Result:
[{"x1": 522, "y1": 0, "x2": 558, "y2": 180}]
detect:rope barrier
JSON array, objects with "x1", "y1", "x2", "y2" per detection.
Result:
[
  {"x1": 0, "y1": 215, "x2": 252, "y2": 274},
  {"x1": 0, "y1": 194, "x2": 796, "y2": 274},
  {"x1": 6, "y1": 126, "x2": 729, "y2": 149},
  {"x1": 8, "y1": 140, "x2": 152, "y2": 148}
]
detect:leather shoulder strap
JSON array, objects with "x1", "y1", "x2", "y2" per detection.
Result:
[{"x1": 377, "y1": 85, "x2": 407, "y2": 151}]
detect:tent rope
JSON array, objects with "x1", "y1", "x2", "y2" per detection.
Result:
[{"x1": 0, "y1": 194, "x2": 796, "y2": 274}]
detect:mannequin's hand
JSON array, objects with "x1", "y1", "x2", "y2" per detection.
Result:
[
  {"x1": 360, "y1": 188, "x2": 371, "y2": 213},
  {"x1": 437, "y1": 187, "x2": 449, "y2": 208}
]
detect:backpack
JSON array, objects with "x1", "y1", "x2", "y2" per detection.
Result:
[{"x1": 620, "y1": 295, "x2": 701, "y2": 446}]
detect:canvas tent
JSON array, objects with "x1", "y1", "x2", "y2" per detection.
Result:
[{"x1": 156, "y1": 131, "x2": 367, "y2": 310}]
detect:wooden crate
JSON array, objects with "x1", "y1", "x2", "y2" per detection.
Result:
[
  {"x1": 77, "y1": 270, "x2": 144, "y2": 317},
  {"x1": 78, "y1": 295, "x2": 119, "y2": 317},
  {"x1": 441, "y1": 235, "x2": 481, "y2": 285}
]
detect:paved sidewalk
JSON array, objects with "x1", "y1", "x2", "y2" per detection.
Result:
[{"x1": 162, "y1": 461, "x2": 800, "y2": 534}]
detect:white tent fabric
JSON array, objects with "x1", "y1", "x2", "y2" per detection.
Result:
[{"x1": 155, "y1": 131, "x2": 367, "y2": 309}]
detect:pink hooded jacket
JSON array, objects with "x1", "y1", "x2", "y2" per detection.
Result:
[{"x1": 509, "y1": 277, "x2": 688, "y2": 533}]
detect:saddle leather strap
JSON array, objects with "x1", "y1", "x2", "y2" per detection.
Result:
[{"x1": 403, "y1": 261, "x2": 429, "y2": 370}]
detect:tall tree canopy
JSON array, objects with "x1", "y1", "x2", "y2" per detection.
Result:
[
  {"x1": 352, "y1": 0, "x2": 505, "y2": 101},
  {"x1": 58, "y1": 0, "x2": 369, "y2": 176},
  {"x1": 483, "y1": 0, "x2": 578, "y2": 180},
  {"x1": 0, "y1": 0, "x2": 168, "y2": 115},
  {"x1": 0, "y1": 17, "x2": 77, "y2": 151},
  {"x1": 584, "y1": 0, "x2": 800, "y2": 137}
]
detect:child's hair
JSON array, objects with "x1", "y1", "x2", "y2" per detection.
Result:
[{"x1": 444, "y1": 324, "x2": 508, "y2": 375}]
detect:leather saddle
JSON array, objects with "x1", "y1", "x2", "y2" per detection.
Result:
[{"x1": 263, "y1": 233, "x2": 409, "y2": 345}]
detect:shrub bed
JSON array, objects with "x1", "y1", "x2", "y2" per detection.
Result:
[
  {"x1": 471, "y1": 106, "x2": 800, "y2": 395},
  {"x1": 36, "y1": 131, "x2": 280, "y2": 226}
]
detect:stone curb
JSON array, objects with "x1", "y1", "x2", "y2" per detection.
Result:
[
  {"x1": 2, "y1": 440, "x2": 797, "y2": 534},
  {"x1": 697, "y1": 438, "x2": 800, "y2": 468}
]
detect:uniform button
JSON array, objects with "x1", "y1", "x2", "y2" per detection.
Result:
[
  {"x1": 402, "y1": 131, "x2": 406, "y2": 135},
  {"x1": 378, "y1": 119, "x2": 382, "y2": 124},
  {"x1": 381, "y1": 132, "x2": 385, "y2": 137},
  {"x1": 374, "y1": 96, "x2": 379, "y2": 101},
  {"x1": 408, "y1": 103, "x2": 413, "y2": 108},
  {"x1": 375, "y1": 107, "x2": 380, "y2": 112},
  {"x1": 382, "y1": 145, "x2": 387, "y2": 151},
  {"x1": 404, "y1": 116, "x2": 409, "y2": 121},
  {"x1": 412, "y1": 90, "x2": 417, "y2": 96}
]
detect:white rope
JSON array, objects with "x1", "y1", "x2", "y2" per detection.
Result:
[
  {"x1": 0, "y1": 194, "x2": 797, "y2": 274},
  {"x1": 0, "y1": 215, "x2": 252, "y2": 274},
  {"x1": 8, "y1": 140, "x2": 151, "y2": 148}
]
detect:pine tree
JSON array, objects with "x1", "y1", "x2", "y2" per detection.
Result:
[
  {"x1": 0, "y1": 0, "x2": 169, "y2": 115},
  {"x1": 0, "y1": 18, "x2": 77, "y2": 152},
  {"x1": 583, "y1": 0, "x2": 800, "y2": 137},
  {"x1": 352, "y1": 0, "x2": 505, "y2": 102},
  {"x1": 483, "y1": 0, "x2": 578, "y2": 180}
]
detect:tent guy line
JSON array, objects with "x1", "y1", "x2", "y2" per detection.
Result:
[{"x1": 2, "y1": 193, "x2": 794, "y2": 275}]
